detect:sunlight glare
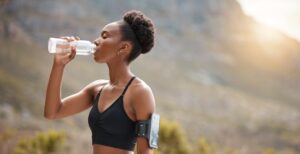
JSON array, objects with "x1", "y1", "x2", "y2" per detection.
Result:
[{"x1": 238, "y1": 0, "x2": 300, "y2": 41}]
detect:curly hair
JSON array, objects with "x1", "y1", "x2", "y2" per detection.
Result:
[{"x1": 120, "y1": 10, "x2": 155, "y2": 63}]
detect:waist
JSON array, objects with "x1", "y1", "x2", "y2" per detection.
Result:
[
  {"x1": 91, "y1": 130, "x2": 136, "y2": 151},
  {"x1": 92, "y1": 144, "x2": 134, "y2": 154}
]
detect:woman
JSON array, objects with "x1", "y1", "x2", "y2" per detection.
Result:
[{"x1": 44, "y1": 10, "x2": 156, "y2": 154}]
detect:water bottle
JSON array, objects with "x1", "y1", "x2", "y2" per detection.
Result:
[{"x1": 48, "y1": 37, "x2": 96, "y2": 55}]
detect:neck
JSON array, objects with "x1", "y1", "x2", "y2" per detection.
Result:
[{"x1": 107, "y1": 60, "x2": 133, "y2": 86}]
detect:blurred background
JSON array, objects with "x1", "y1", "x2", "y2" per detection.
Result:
[{"x1": 1, "y1": 0, "x2": 300, "y2": 154}]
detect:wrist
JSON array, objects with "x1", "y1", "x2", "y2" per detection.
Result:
[{"x1": 52, "y1": 62, "x2": 66, "y2": 69}]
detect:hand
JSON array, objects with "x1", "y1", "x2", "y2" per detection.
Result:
[{"x1": 53, "y1": 36, "x2": 80, "y2": 66}]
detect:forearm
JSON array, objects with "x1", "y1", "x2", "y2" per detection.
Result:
[{"x1": 44, "y1": 63, "x2": 65, "y2": 119}]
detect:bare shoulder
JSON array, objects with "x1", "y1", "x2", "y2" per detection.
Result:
[
  {"x1": 130, "y1": 78, "x2": 153, "y2": 98},
  {"x1": 82, "y1": 79, "x2": 109, "y2": 97},
  {"x1": 129, "y1": 77, "x2": 155, "y2": 120}
]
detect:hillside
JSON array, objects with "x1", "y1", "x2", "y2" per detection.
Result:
[{"x1": 1, "y1": 0, "x2": 300, "y2": 153}]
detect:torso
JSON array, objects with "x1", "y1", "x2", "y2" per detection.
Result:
[
  {"x1": 92, "y1": 144, "x2": 134, "y2": 154},
  {"x1": 89, "y1": 78, "x2": 140, "y2": 154},
  {"x1": 92, "y1": 79, "x2": 137, "y2": 121}
]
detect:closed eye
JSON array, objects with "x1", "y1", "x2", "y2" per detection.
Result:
[
  {"x1": 102, "y1": 34, "x2": 107, "y2": 39},
  {"x1": 101, "y1": 31, "x2": 109, "y2": 39}
]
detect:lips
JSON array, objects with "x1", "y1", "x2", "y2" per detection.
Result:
[{"x1": 94, "y1": 45, "x2": 100, "y2": 53}]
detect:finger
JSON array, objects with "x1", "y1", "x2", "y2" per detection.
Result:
[
  {"x1": 69, "y1": 50, "x2": 76, "y2": 59},
  {"x1": 75, "y1": 36, "x2": 80, "y2": 40},
  {"x1": 71, "y1": 46, "x2": 76, "y2": 53},
  {"x1": 66, "y1": 36, "x2": 71, "y2": 42},
  {"x1": 62, "y1": 36, "x2": 72, "y2": 42},
  {"x1": 71, "y1": 51, "x2": 76, "y2": 59},
  {"x1": 67, "y1": 48, "x2": 74, "y2": 56},
  {"x1": 60, "y1": 36, "x2": 68, "y2": 41},
  {"x1": 67, "y1": 52, "x2": 73, "y2": 58},
  {"x1": 70, "y1": 36, "x2": 75, "y2": 41},
  {"x1": 71, "y1": 36, "x2": 78, "y2": 42},
  {"x1": 71, "y1": 46, "x2": 76, "y2": 57}
]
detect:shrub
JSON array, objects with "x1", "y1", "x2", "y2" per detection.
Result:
[
  {"x1": 195, "y1": 137, "x2": 216, "y2": 154},
  {"x1": 13, "y1": 130, "x2": 65, "y2": 154},
  {"x1": 155, "y1": 118, "x2": 192, "y2": 154}
]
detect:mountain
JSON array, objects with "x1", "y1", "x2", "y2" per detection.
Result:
[{"x1": 1, "y1": 0, "x2": 300, "y2": 153}]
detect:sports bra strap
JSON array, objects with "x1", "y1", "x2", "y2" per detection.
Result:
[{"x1": 121, "y1": 76, "x2": 136, "y2": 96}]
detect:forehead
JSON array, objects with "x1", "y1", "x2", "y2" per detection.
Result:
[{"x1": 101, "y1": 21, "x2": 121, "y2": 35}]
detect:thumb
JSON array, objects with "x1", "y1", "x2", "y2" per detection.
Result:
[{"x1": 69, "y1": 46, "x2": 76, "y2": 59}]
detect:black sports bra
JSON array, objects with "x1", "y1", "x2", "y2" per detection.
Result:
[{"x1": 88, "y1": 77, "x2": 137, "y2": 151}]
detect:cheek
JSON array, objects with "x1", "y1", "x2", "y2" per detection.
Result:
[
  {"x1": 94, "y1": 43, "x2": 118, "y2": 62},
  {"x1": 100, "y1": 39, "x2": 119, "y2": 52},
  {"x1": 99, "y1": 45, "x2": 114, "y2": 58}
]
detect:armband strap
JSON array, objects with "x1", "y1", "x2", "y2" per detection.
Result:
[{"x1": 135, "y1": 113, "x2": 160, "y2": 149}]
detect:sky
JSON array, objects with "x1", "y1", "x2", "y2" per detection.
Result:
[{"x1": 237, "y1": 0, "x2": 300, "y2": 41}]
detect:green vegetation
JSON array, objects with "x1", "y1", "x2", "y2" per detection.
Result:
[
  {"x1": 0, "y1": 117, "x2": 297, "y2": 154},
  {"x1": 13, "y1": 130, "x2": 65, "y2": 154},
  {"x1": 195, "y1": 137, "x2": 217, "y2": 154},
  {"x1": 156, "y1": 118, "x2": 192, "y2": 154},
  {"x1": 262, "y1": 148, "x2": 277, "y2": 154}
]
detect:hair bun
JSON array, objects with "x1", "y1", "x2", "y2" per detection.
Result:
[{"x1": 123, "y1": 10, "x2": 154, "y2": 54}]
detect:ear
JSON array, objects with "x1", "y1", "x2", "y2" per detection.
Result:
[{"x1": 118, "y1": 41, "x2": 132, "y2": 55}]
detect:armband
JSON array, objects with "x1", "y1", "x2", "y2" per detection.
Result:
[{"x1": 135, "y1": 113, "x2": 160, "y2": 149}]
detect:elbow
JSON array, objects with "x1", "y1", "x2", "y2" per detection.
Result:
[
  {"x1": 44, "y1": 101, "x2": 61, "y2": 120},
  {"x1": 44, "y1": 112, "x2": 57, "y2": 120}
]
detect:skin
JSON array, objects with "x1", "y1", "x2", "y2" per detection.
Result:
[{"x1": 44, "y1": 21, "x2": 155, "y2": 154}]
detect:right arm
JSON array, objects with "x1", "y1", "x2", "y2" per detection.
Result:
[{"x1": 44, "y1": 36, "x2": 101, "y2": 120}]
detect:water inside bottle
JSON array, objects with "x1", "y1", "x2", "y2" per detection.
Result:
[
  {"x1": 70, "y1": 40, "x2": 95, "y2": 55},
  {"x1": 48, "y1": 38, "x2": 95, "y2": 55}
]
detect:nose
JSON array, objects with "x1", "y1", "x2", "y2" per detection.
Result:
[{"x1": 94, "y1": 38, "x2": 100, "y2": 46}]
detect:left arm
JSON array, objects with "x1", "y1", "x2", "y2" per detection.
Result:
[{"x1": 132, "y1": 84, "x2": 156, "y2": 154}]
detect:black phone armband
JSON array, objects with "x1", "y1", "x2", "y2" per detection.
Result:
[{"x1": 135, "y1": 113, "x2": 160, "y2": 149}]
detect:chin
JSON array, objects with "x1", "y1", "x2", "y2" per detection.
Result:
[{"x1": 93, "y1": 56, "x2": 105, "y2": 63}]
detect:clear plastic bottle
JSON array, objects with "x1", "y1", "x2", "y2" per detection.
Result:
[{"x1": 48, "y1": 37, "x2": 96, "y2": 55}]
